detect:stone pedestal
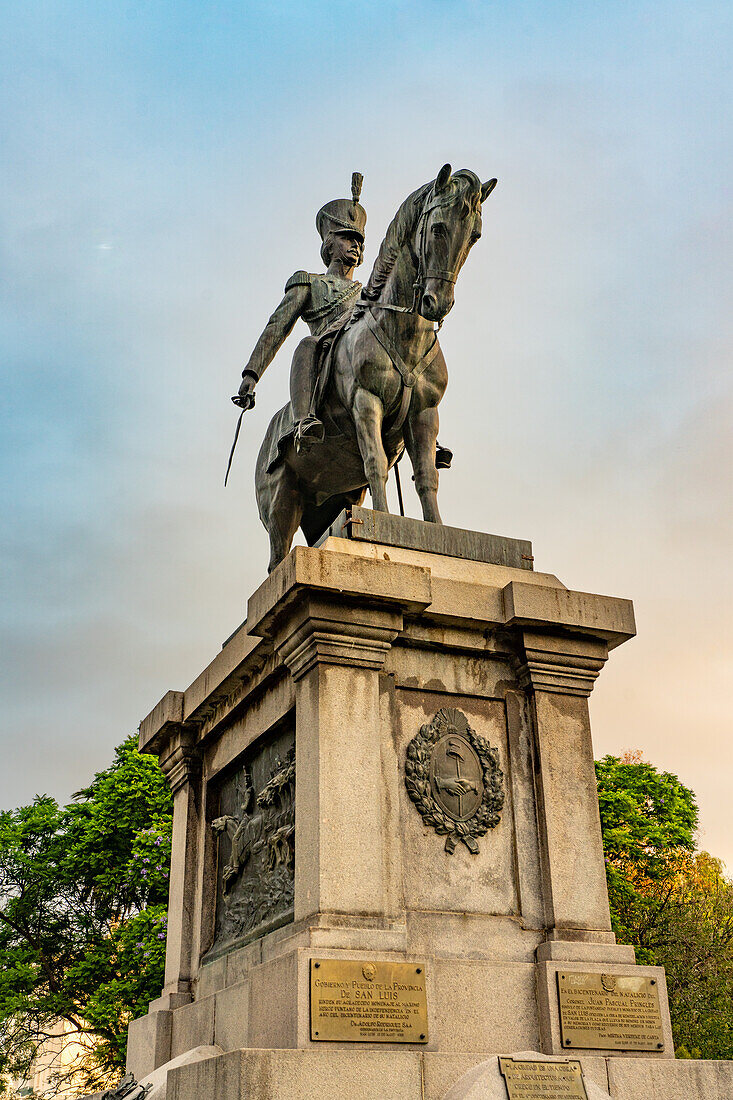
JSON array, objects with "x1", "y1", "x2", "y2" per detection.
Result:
[{"x1": 125, "y1": 513, "x2": 723, "y2": 1098}]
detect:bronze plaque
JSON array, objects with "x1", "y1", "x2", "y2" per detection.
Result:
[
  {"x1": 309, "y1": 958, "x2": 428, "y2": 1043},
  {"x1": 557, "y1": 971, "x2": 665, "y2": 1051},
  {"x1": 499, "y1": 1059, "x2": 588, "y2": 1100}
]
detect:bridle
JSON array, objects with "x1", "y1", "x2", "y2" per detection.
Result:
[{"x1": 372, "y1": 188, "x2": 470, "y2": 327}]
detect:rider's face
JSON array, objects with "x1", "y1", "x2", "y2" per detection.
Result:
[{"x1": 330, "y1": 231, "x2": 362, "y2": 268}]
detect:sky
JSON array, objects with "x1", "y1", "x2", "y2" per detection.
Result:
[{"x1": 1, "y1": 2, "x2": 731, "y2": 868}]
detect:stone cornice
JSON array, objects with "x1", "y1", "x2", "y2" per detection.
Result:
[
  {"x1": 160, "y1": 732, "x2": 202, "y2": 794},
  {"x1": 517, "y1": 633, "x2": 608, "y2": 698},
  {"x1": 278, "y1": 616, "x2": 400, "y2": 681},
  {"x1": 247, "y1": 545, "x2": 431, "y2": 640},
  {"x1": 503, "y1": 581, "x2": 635, "y2": 650}
]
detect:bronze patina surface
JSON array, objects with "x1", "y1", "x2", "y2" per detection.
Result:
[
  {"x1": 316, "y1": 506, "x2": 534, "y2": 569},
  {"x1": 207, "y1": 731, "x2": 295, "y2": 959},
  {"x1": 499, "y1": 1059, "x2": 588, "y2": 1100},
  {"x1": 405, "y1": 707, "x2": 504, "y2": 854},
  {"x1": 230, "y1": 166, "x2": 498, "y2": 572},
  {"x1": 309, "y1": 958, "x2": 428, "y2": 1043},
  {"x1": 557, "y1": 971, "x2": 665, "y2": 1051}
]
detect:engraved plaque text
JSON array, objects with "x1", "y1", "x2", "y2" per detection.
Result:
[
  {"x1": 557, "y1": 971, "x2": 665, "y2": 1051},
  {"x1": 499, "y1": 1059, "x2": 588, "y2": 1100},
  {"x1": 310, "y1": 958, "x2": 428, "y2": 1043}
]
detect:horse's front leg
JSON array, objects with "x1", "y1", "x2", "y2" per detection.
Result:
[
  {"x1": 405, "y1": 405, "x2": 442, "y2": 524},
  {"x1": 353, "y1": 388, "x2": 390, "y2": 512}
]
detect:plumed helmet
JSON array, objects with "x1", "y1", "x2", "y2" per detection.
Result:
[{"x1": 316, "y1": 172, "x2": 366, "y2": 243}]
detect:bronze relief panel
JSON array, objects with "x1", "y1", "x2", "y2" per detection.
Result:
[{"x1": 207, "y1": 725, "x2": 295, "y2": 958}]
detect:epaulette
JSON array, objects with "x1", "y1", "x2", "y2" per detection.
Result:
[{"x1": 285, "y1": 270, "x2": 314, "y2": 292}]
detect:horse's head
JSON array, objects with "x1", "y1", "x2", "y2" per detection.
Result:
[{"x1": 416, "y1": 165, "x2": 497, "y2": 323}]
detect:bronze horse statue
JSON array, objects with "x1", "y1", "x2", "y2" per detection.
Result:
[{"x1": 255, "y1": 165, "x2": 497, "y2": 572}]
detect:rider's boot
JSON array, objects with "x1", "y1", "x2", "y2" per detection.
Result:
[{"x1": 290, "y1": 337, "x2": 325, "y2": 453}]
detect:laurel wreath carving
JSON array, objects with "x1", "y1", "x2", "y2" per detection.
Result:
[{"x1": 404, "y1": 707, "x2": 504, "y2": 854}]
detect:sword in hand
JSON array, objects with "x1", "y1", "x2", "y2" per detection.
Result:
[{"x1": 224, "y1": 389, "x2": 256, "y2": 486}]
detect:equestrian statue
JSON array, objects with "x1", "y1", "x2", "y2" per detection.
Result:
[{"x1": 231, "y1": 165, "x2": 497, "y2": 572}]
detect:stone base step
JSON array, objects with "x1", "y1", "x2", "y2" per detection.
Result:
[{"x1": 165, "y1": 1048, "x2": 733, "y2": 1100}]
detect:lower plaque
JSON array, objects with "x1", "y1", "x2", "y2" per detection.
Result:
[
  {"x1": 499, "y1": 1059, "x2": 588, "y2": 1100},
  {"x1": 310, "y1": 958, "x2": 428, "y2": 1043},
  {"x1": 557, "y1": 971, "x2": 664, "y2": 1051}
]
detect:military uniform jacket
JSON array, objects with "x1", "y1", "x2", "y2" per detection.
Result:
[{"x1": 285, "y1": 270, "x2": 362, "y2": 339}]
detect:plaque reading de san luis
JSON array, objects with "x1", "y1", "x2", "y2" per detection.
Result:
[
  {"x1": 557, "y1": 971, "x2": 665, "y2": 1051},
  {"x1": 309, "y1": 958, "x2": 428, "y2": 1043},
  {"x1": 499, "y1": 1059, "x2": 588, "y2": 1100}
]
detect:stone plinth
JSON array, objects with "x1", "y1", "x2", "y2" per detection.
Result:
[{"x1": 127, "y1": 515, "x2": 711, "y2": 1097}]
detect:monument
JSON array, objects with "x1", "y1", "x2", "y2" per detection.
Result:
[{"x1": 123, "y1": 168, "x2": 732, "y2": 1099}]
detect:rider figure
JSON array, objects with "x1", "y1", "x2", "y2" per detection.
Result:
[{"x1": 234, "y1": 173, "x2": 367, "y2": 452}]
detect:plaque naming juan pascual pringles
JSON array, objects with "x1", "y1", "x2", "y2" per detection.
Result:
[
  {"x1": 499, "y1": 1059, "x2": 588, "y2": 1100},
  {"x1": 309, "y1": 958, "x2": 428, "y2": 1043},
  {"x1": 557, "y1": 971, "x2": 665, "y2": 1051}
]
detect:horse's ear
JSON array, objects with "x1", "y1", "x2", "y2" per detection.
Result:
[
  {"x1": 435, "y1": 163, "x2": 452, "y2": 192},
  {"x1": 481, "y1": 178, "x2": 498, "y2": 202}
]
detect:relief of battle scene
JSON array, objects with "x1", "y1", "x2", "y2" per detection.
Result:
[{"x1": 208, "y1": 726, "x2": 295, "y2": 957}]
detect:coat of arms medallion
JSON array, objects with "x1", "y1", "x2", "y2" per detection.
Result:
[{"x1": 405, "y1": 707, "x2": 504, "y2": 854}]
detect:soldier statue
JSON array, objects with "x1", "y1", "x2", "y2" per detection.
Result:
[
  {"x1": 233, "y1": 173, "x2": 367, "y2": 453},
  {"x1": 228, "y1": 164, "x2": 495, "y2": 570}
]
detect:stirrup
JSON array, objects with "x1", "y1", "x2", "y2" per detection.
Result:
[
  {"x1": 294, "y1": 416, "x2": 325, "y2": 453},
  {"x1": 435, "y1": 441, "x2": 453, "y2": 469}
]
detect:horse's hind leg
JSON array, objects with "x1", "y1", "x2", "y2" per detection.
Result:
[
  {"x1": 258, "y1": 463, "x2": 303, "y2": 573},
  {"x1": 405, "y1": 405, "x2": 442, "y2": 524}
]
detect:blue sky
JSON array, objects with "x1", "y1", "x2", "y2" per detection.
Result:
[{"x1": 1, "y1": 1, "x2": 731, "y2": 865}]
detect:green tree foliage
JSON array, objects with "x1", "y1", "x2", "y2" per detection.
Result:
[
  {"x1": 596, "y1": 754, "x2": 733, "y2": 1059},
  {"x1": 595, "y1": 752, "x2": 698, "y2": 953},
  {"x1": 0, "y1": 736, "x2": 172, "y2": 1093}
]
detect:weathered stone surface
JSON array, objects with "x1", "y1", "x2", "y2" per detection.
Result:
[
  {"x1": 441, "y1": 1052, "x2": 611, "y2": 1100},
  {"x1": 394, "y1": 691, "x2": 519, "y2": 919},
  {"x1": 405, "y1": 911, "x2": 541, "y2": 964},
  {"x1": 291, "y1": 654, "x2": 400, "y2": 923},
  {"x1": 194, "y1": 955, "x2": 226, "y2": 1000},
  {"x1": 214, "y1": 980, "x2": 250, "y2": 1052},
  {"x1": 125, "y1": 1009, "x2": 171, "y2": 1079},
  {"x1": 139, "y1": 1044, "x2": 222, "y2": 1100},
  {"x1": 536, "y1": 941, "x2": 636, "y2": 964},
  {"x1": 247, "y1": 951, "x2": 299, "y2": 1048},
  {"x1": 607, "y1": 1057, "x2": 733, "y2": 1098},
  {"x1": 248, "y1": 544, "x2": 431, "y2": 635},
  {"x1": 422, "y1": 1054, "x2": 494, "y2": 1100},
  {"x1": 168, "y1": 1049, "x2": 425, "y2": 1100},
  {"x1": 528, "y1": 688, "x2": 613, "y2": 936},
  {"x1": 430, "y1": 962, "x2": 539, "y2": 1052},
  {"x1": 130, "y1": 534, "x2": 688, "y2": 1080},
  {"x1": 317, "y1": 508, "x2": 533, "y2": 570},
  {"x1": 169, "y1": 996, "x2": 214, "y2": 1060},
  {"x1": 504, "y1": 584, "x2": 635, "y2": 648}
]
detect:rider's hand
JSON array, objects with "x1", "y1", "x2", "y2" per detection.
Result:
[
  {"x1": 232, "y1": 373, "x2": 257, "y2": 410},
  {"x1": 238, "y1": 374, "x2": 256, "y2": 400}
]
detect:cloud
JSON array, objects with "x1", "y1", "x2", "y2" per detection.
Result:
[{"x1": 1, "y1": 1, "x2": 731, "y2": 870}]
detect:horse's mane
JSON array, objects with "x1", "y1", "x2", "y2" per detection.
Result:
[{"x1": 358, "y1": 170, "x2": 482, "y2": 307}]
